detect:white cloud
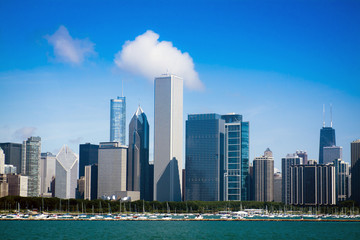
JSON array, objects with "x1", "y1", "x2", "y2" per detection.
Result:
[
  {"x1": 13, "y1": 127, "x2": 37, "y2": 141},
  {"x1": 114, "y1": 30, "x2": 204, "y2": 90},
  {"x1": 45, "y1": 25, "x2": 95, "y2": 64}
]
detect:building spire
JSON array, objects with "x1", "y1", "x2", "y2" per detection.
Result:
[
  {"x1": 121, "y1": 79, "x2": 124, "y2": 97},
  {"x1": 323, "y1": 104, "x2": 325, "y2": 127},
  {"x1": 330, "y1": 103, "x2": 333, "y2": 128}
]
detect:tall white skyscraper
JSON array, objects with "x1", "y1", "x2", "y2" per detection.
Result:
[
  {"x1": 55, "y1": 145, "x2": 78, "y2": 199},
  {"x1": 154, "y1": 74, "x2": 183, "y2": 202}
]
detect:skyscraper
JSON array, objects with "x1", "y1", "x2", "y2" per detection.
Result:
[
  {"x1": 273, "y1": 172, "x2": 282, "y2": 202},
  {"x1": 185, "y1": 113, "x2": 225, "y2": 201},
  {"x1": 25, "y1": 136, "x2": 41, "y2": 197},
  {"x1": 127, "y1": 106, "x2": 152, "y2": 201},
  {"x1": 98, "y1": 142, "x2": 127, "y2": 199},
  {"x1": 84, "y1": 164, "x2": 98, "y2": 200},
  {"x1": 55, "y1": 146, "x2": 78, "y2": 199},
  {"x1": 282, "y1": 153, "x2": 302, "y2": 204},
  {"x1": 0, "y1": 143, "x2": 22, "y2": 174},
  {"x1": 323, "y1": 146, "x2": 342, "y2": 164},
  {"x1": 296, "y1": 150, "x2": 308, "y2": 165},
  {"x1": 253, "y1": 148, "x2": 274, "y2": 202},
  {"x1": 351, "y1": 139, "x2": 360, "y2": 204},
  {"x1": 222, "y1": 113, "x2": 249, "y2": 201},
  {"x1": 79, "y1": 143, "x2": 99, "y2": 178},
  {"x1": 319, "y1": 127, "x2": 336, "y2": 164},
  {"x1": 154, "y1": 74, "x2": 183, "y2": 202},
  {"x1": 333, "y1": 158, "x2": 350, "y2": 202},
  {"x1": 40, "y1": 152, "x2": 56, "y2": 197},
  {"x1": 110, "y1": 96, "x2": 126, "y2": 145},
  {"x1": 0, "y1": 147, "x2": 4, "y2": 174}
]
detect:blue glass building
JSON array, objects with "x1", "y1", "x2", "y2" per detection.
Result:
[
  {"x1": 110, "y1": 96, "x2": 126, "y2": 145},
  {"x1": 222, "y1": 114, "x2": 249, "y2": 201},
  {"x1": 185, "y1": 114, "x2": 225, "y2": 201},
  {"x1": 319, "y1": 127, "x2": 336, "y2": 164},
  {"x1": 79, "y1": 143, "x2": 99, "y2": 178}
]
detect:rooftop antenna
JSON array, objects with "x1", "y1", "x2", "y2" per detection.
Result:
[
  {"x1": 330, "y1": 103, "x2": 333, "y2": 128},
  {"x1": 322, "y1": 104, "x2": 325, "y2": 127}
]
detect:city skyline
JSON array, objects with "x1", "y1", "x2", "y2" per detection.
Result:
[{"x1": 1, "y1": 1, "x2": 360, "y2": 170}]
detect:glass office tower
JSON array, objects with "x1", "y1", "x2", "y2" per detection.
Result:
[
  {"x1": 25, "y1": 136, "x2": 41, "y2": 197},
  {"x1": 185, "y1": 113, "x2": 225, "y2": 201},
  {"x1": 222, "y1": 113, "x2": 249, "y2": 201},
  {"x1": 79, "y1": 143, "x2": 99, "y2": 178},
  {"x1": 110, "y1": 96, "x2": 126, "y2": 145},
  {"x1": 319, "y1": 127, "x2": 336, "y2": 164}
]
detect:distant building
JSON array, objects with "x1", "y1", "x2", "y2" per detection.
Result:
[
  {"x1": 319, "y1": 127, "x2": 336, "y2": 164},
  {"x1": 222, "y1": 113, "x2": 249, "y2": 201},
  {"x1": 154, "y1": 74, "x2": 183, "y2": 202},
  {"x1": 0, "y1": 174, "x2": 8, "y2": 197},
  {"x1": 185, "y1": 113, "x2": 225, "y2": 201},
  {"x1": 273, "y1": 172, "x2": 282, "y2": 202},
  {"x1": 323, "y1": 146, "x2": 342, "y2": 165},
  {"x1": 296, "y1": 150, "x2": 308, "y2": 165},
  {"x1": 248, "y1": 163, "x2": 254, "y2": 201},
  {"x1": 110, "y1": 96, "x2": 126, "y2": 144},
  {"x1": 7, "y1": 174, "x2": 28, "y2": 197},
  {"x1": 40, "y1": 152, "x2": 56, "y2": 197},
  {"x1": 127, "y1": 106, "x2": 152, "y2": 201},
  {"x1": 282, "y1": 153, "x2": 302, "y2": 204},
  {"x1": 253, "y1": 148, "x2": 274, "y2": 202},
  {"x1": 290, "y1": 163, "x2": 336, "y2": 205},
  {"x1": 98, "y1": 142, "x2": 127, "y2": 199},
  {"x1": 84, "y1": 164, "x2": 98, "y2": 200},
  {"x1": 351, "y1": 139, "x2": 360, "y2": 204},
  {"x1": 24, "y1": 137, "x2": 41, "y2": 197},
  {"x1": 333, "y1": 159, "x2": 350, "y2": 202},
  {"x1": 4, "y1": 165, "x2": 17, "y2": 174},
  {"x1": 79, "y1": 143, "x2": 99, "y2": 178},
  {"x1": 76, "y1": 176, "x2": 85, "y2": 199},
  {"x1": 0, "y1": 143, "x2": 22, "y2": 174},
  {"x1": 0, "y1": 148, "x2": 4, "y2": 174},
  {"x1": 55, "y1": 146, "x2": 78, "y2": 199}
]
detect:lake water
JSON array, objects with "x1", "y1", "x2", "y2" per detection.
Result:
[{"x1": 0, "y1": 220, "x2": 359, "y2": 239}]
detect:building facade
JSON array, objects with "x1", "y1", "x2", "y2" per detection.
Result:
[
  {"x1": 98, "y1": 142, "x2": 127, "y2": 199},
  {"x1": 296, "y1": 150, "x2": 308, "y2": 165},
  {"x1": 110, "y1": 96, "x2": 126, "y2": 144},
  {"x1": 154, "y1": 74, "x2": 183, "y2": 202},
  {"x1": 55, "y1": 146, "x2": 78, "y2": 199},
  {"x1": 0, "y1": 143, "x2": 22, "y2": 174},
  {"x1": 25, "y1": 137, "x2": 41, "y2": 197},
  {"x1": 323, "y1": 146, "x2": 342, "y2": 165},
  {"x1": 127, "y1": 106, "x2": 152, "y2": 201},
  {"x1": 333, "y1": 159, "x2": 350, "y2": 202},
  {"x1": 273, "y1": 172, "x2": 282, "y2": 202},
  {"x1": 84, "y1": 164, "x2": 98, "y2": 200},
  {"x1": 185, "y1": 114, "x2": 225, "y2": 201},
  {"x1": 40, "y1": 152, "x2": 56, "y2": 197},
  {"x1": 222, "y1": 113, "x2": 249, "y2": 201},
  {"x1": 282, "y1": 153, "x2": 302, "y2": 204},
  {"x1": 79, "y1": 143, "x2": 99, "y2": 178},
  {"x1": 319, "y1": 127, "x2": 336, "y2": 164},
  {"x1": 351, "y1": 140, "x2": 360, "y2": 204},
  {"x1": 253, "y1": 148, "x2": 274, "y2": 202}
]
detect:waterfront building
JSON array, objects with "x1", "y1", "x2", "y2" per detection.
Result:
[
  {"x1": 40, "y1": 152, "x2": 56, "y2": 197},
  {"x1": 7, "y1": 174, "x2": 28, "y2": 197},
  {"x1": 24, "y1": 137, "x2": 41, "y2": 197},
  {"x1": 79, "y1": 143, "x2": 99, "y2": 178},
  {"x1": 0, "y1": 148, "x2": 4, "y2": 174},
  {"x1": 185, "y1": 113, "x2": 225, "y2": 201},
  {"x1": 154, "y1": 74, "x2": 183, "y2": 202},
  {"x1": 290, "y1": 163, "x2": 336, "y2": 205},
  {"x1": 274, "y1": 171, "x2": 282, "y2": 202},
  {"x1": 84, "y1": 164, "x2": 98, "y2": 200},
  {"x1": 333, "y1": 159, "x2": 350, "y2": 202},
  {"x1": 110, "y1": 96, "x2": 126, "y2": 145},
  {"x1": 98, "y1": 142, "x2": 127, "y2": 199},
  {"x1": 282, "y1": 153, "x2": 302, "y2": 204},
  {"x1": 319, "y1": 127, "x2": 336, "y2": 164},
  {"x1": 253, "y1": 148, "x2": 274, "y2": 202},
  {"x1": 127, "y1": 106, "x2": 152, "y2": 201},
  {"x1": 296, "y1": 150, "x2": 308, "y2": 165},
  {"x1": 0, "y1": 143, "x2": 22, "y2": 174},
  {"x1": 323, "y1": 146, "x2": 342, "y2": 164},
  {"x1": 55, "y1": 146, "x2": 78, "y2": 199},
  {"x1": 222, "y1": 113, "x2": 249, "y2": 201},
  {"x1": 351, "y1": 139, "x2": 360, "y2": 204},
  {"x1": 0, "y1": 174, "x2": 8, "y2": 197}
]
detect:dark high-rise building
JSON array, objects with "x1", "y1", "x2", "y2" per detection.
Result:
[
  {"x1": 319, "y1": 127, "x2": 336, "y2": 164},
  {"x1": 127, "y1": 106, "x2": 153, "y2": 201},
  {"x1": 351, "y1": 139, "x2": 360, "y2": 204},
  {"x1": 79, "y1": 143, "x2": 99, "y2": 178},
  {"x1": 282, "y1": 153, "x2": 302, "y2": 204},
  {"x1": 222, "y1": 113, "x2": 249, "y2": 201},
  {"x1": 185, "y1": 113, "x2": 225, "y2": 201},
  {"x1": 0, "y1": 143, "x2": 22, "y2": 174}
]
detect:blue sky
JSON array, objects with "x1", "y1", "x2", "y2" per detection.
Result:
[{"x1": 0, "y1": 0, "x2": 359, "y2": 169}]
